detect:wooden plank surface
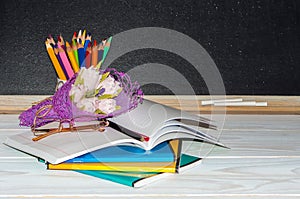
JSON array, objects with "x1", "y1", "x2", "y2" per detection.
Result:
[
  {"x1": 0, "y1": 114, "x2": 300, "y2": 198},
  {"x1": 0, "y1": 95, "x2": 299, "y2": 114}
]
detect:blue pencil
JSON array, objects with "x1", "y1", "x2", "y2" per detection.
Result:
[
  {"x1": 77, "y1": 39, "x2": 85, "y2": 68},
  {"x1": 83, "y1": 32, "x2": 91, "y2": 52}
]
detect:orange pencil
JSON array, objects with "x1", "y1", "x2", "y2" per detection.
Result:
[
  {"x1": 91, "y1": 39, "x2": 98, "y2": 67},
  {"x1": 45, "y1": 41, "x2": 66, "y2": 80},
  {"x1": 66, "y1": 41, "x2": 79, "y2": 73}
]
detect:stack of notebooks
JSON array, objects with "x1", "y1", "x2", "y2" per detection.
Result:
[{"x1": 4, "y1": 99, "x2": 225, "y2": 187}]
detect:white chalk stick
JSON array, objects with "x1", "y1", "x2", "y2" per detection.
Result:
[
  {"x1": 213, "y1": 101, "x2": 268, "y2": 107},
  {"x1": 201, "y1": 98, "x2": 243, "y2": 106}
]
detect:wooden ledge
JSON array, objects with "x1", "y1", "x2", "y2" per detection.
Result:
[{"x1": 0, "y1": 95, "x2": 299, "y2": 115}]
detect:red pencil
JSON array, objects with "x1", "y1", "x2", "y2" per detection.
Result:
[{"x1": 85, "y1": 42, "x2": 92, "y2": 68}]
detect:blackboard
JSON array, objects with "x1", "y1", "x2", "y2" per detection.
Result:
[{"x1": 0, "y1": 0, "x2": 299, "y2": 95}]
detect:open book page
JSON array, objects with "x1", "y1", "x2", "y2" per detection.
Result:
[
  {"x1": 4, "y1": 127, "x2": 147, "y2": 164},
  {"x1": 110, "y1": 99, "x2": 223, "y2": 149},
  {"x1": 149, "y1": 126, "x2": 224, "y2": 149},
  {"x1": 109, "y1": 99, "x2": 206, "y2": 138}
]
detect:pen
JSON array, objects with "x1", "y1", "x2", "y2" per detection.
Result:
[{"x1": 109, "y1": 121, "x2": 149, "y2": 142}]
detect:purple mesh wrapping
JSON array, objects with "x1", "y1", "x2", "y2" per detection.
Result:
[{"x1": 19, "y1": 68, "x2": 143, "y2": 128}]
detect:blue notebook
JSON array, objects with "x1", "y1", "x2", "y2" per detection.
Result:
[
  {"x1": 65, "y1": 141, "x2": 174, "y2": 163},
  {"x1": 76, "y1": 154, "x2": 201, "y2": 187}
]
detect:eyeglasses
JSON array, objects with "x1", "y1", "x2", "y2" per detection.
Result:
[{"x1": 31, "y1": 119, "x2": 109, "y2": 141}]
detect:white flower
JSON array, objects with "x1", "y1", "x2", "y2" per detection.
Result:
[
  {"x1": 95, "y1": 99, "x2": 117, "y2": 114},
  {"x1": 77, "y1": 98, "x2": 96, "y2": 113},
  {"x1": 69, "y1": 84, "x2": 86, "y2": 104},
  {"x1": 98, "y1": 75, "x2": 121, "y2": 95},
  {"x1": 78, "y1": 67, "x2": 102, "y2": 91}
]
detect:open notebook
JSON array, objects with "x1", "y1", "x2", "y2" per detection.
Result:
[{"x1": 4, "y1": 99, "x2": 225, "y2": 164}]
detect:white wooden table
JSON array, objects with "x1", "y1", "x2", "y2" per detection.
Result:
[{"x1": 1, "y1": 114, "x2": 299, "y2": 198}]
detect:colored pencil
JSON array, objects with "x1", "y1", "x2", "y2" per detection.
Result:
[
  {"x1": 72, "y1": 32, "x2": 77, "y2": 41},
  {"x1": 77, "y1": 38, "x2": 85, "y2": 68},
  {"x1": 97, "y1": 40, "x2": 105, "y2": 66},
  {"x1": 45, "y1": 41, "x2": 66, "y2": 80},
  {"x1": 66, "y1": 41, "x2": 79, "y2": 73},
  {"x1": 102, "y1": 36, "x2": 112, "y2": 62},
  {"x1": 85, "y1": 42, "x2": 92, "y2": 68},
  {"x1": 57, "y1": 43, "x2": 74, "y2": 78},
  {"x1": 91, "y1": 39, "x2": 98, "y2": 67},
  {"x1": 48, "y1": 34, "x2": 56, "y2": 45},
  {"x1": 95, "y1": 39, "x2": 106, "y2": 68},
  {"x1": 84, "y1": 32, "x2": 91, "y2": 52},
  {"x1": 53, "y1": 44, "x2": 69, "y2": 79},
  {"x1": 58, "y1": 34, "x2": 66, "y2": 51},
  {"x1": 72, "y1": 39, "x2": 79, "y2": 65},
  {"x1": 77, "y1": 30, "x2": 82, "y2": 43},
  {"x1": 82, "y1": 29, "x2": 86, "y2": 45}
]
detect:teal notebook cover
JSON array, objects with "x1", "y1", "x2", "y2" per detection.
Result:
[
  {"x1": 76, "y1": 154, "x2": 200, "y2": 187},
  {"x1": 66, "y1": 141, "x2": 174, "y2": 163}
]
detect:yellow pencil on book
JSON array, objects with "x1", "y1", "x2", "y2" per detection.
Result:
[{"x1": 45, "y1": 41, "x2": 66, "y2": 80}]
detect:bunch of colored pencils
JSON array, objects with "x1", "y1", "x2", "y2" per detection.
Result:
[{"x1": 45, "y1": 30, "x2": 112, "y2": 80}]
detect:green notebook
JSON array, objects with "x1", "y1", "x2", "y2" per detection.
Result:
[{"x1": 76, "y1": 154, "x2": 201, "y2": 187}]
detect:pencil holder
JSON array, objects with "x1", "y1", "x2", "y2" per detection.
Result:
[{"x1": 55, "y1": 78, "x2": 67, "y2": 91}]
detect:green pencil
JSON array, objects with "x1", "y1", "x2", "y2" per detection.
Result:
[{"x1": 72, "y1": 39, "x2": 79, "y2": 66}]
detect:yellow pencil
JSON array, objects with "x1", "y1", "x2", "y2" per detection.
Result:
[
  {"x1": 82, "y1": 29, "x2": 86, "y2": 45},
  {"x1": 45, "y1": 41, "x2": 66, "y2": 80},
  {"x1": 65, "y1": 41, "x2": 79, "y2": 73}
]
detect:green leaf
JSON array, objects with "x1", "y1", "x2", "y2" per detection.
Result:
[
  {"x1": 115, "y1": 87, "x2": 123, "y2": 95},
  {"x1": 70, "y1": 94, "x2": 75, "y2": 102},
  {"x1": 100, "y1": 72, "x2": 110, "y2": 83},
  {"x1": 85, "y1": 89, "x2": 96, "y2": 98},
  {"x1": 95, "y1": 109, "x2": 106, "y2": 115},
  {"x1": 98, "y1": 94, "x2": 114, "y2": 100},
  {"x1": 74, "y1": 74, "x2": 84, "y2": 86}
]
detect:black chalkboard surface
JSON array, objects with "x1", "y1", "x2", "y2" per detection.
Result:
[{"x1": 0, "y1": 0, "x2": 299, "y2": 95}]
